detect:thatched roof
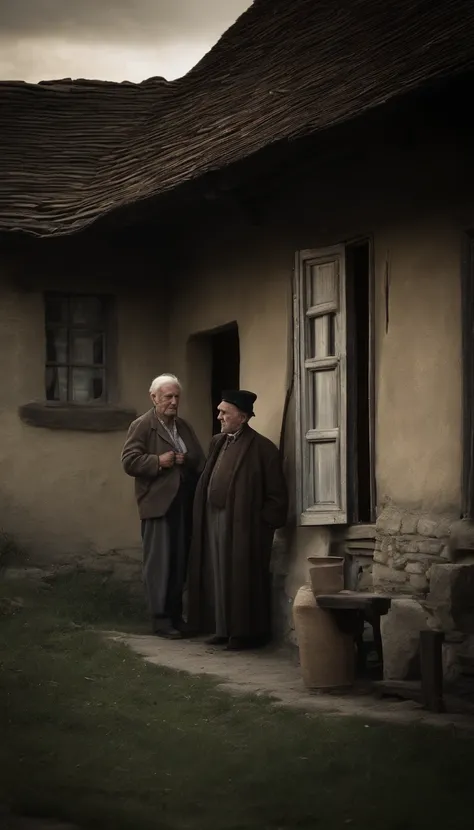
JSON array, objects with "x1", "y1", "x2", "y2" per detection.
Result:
[{"x1": 1, "y1": 0, "x2": 474, "y2": 237}]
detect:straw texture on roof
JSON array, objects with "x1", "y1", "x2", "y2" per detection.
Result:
[{"x1": 1, "y1": 0, "x2": 474, "y2": 236}]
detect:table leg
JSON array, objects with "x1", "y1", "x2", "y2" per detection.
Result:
[
  {"x1": 420, "y1": 630, "x2": 445, "y2": 713},
  {"x1": 371, "y1": 614, "x2": 383, "y2": 665},
  {"x1": 355, "y1": 611, "x2": 366, "y2": 673}
]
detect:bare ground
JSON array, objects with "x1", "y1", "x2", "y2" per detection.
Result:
[{"x1": 106, "y1": 631, "x2": 474, "y2": 730}]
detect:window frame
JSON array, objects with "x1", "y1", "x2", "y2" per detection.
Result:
[{"x1": 44, "y1": 292, "x2": 117, "y2": 406}]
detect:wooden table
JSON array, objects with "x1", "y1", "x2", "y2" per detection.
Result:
[{"x1": 315, "y1": 591, "x2": 392, "y2": 673}]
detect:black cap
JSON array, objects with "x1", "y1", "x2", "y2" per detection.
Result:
[{"x1": 221, "y1": 389, "x2": 257, "y2": 417}]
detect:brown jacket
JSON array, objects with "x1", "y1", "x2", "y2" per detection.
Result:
[
  {"x1": 121, "y1": 408, "x2": 205, "y2": 520},
  {"x1": 187, "y1": 426, "x2": 288, "y2": 639}
]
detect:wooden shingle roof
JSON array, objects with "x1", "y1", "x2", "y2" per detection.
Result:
[{"x1": 1, "y1": 0, "x2": 474, "y2": 236}]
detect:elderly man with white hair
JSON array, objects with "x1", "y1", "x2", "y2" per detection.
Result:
[{"x1": 121, "y1": 374, "x2": 205, "y2": 638}]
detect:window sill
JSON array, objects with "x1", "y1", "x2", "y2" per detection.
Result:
[{"x1": 18, "y1": 402, "x2": 137, "y2": 432}]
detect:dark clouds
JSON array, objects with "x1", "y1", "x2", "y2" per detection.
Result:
[
  {"x1": 0, "y1": 0, "x2": 251, "y2": 44},
  {"x1": 0, "y1": 0, "x2": 252, "y2": 82}
]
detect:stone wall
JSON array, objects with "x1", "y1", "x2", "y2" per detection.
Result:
[{"x1": 373, "y1": 506, "x2": 454, "y2": 595}]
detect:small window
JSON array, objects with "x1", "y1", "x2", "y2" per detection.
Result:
[{"x1": 44, "y1": 294, "x2": 110, "y2": 404}]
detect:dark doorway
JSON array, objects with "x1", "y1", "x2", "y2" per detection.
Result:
[
  {"x1": 210, "y1": 324, "x2": 240, "y2": 434},
  {"x1": 346, "y1": 240, "x2": 374, "y2": 523}
]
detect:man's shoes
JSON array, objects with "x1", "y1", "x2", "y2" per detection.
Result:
[
  {"x1": 152, "y1": 618, "x2": 183, "y2": 639},
  {"x1": 205, "y1": 635, "x2": 229, "y2": 646},
  {"x1": 154, "y1": 626, "x2": 182, "y2": 640},
  {"x1": 176, "y1": 621, "x2": 198, "y2": 638}
]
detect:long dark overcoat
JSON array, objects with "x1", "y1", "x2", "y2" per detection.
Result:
[{"x1": 187, "y1": 426, "x2": 288, "y2": 639}]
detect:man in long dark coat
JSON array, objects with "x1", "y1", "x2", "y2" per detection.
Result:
[
  {"x1": 187, "y1": 390, "x2": 288, "y2": 650},
  {"x1": 121, "y1": 374, "x2": 205, "y2": 639}
]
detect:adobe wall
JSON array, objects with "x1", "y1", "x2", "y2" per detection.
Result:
[
  {"x1": 167, "y1": 128, "x2": 471, "y2": 641},
  {"x1": 0, "y1": 235, "x2": 167, "y2": 574}
]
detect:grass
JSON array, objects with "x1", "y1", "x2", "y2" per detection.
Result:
[{"x1": 1, "y1": 572, "x2": 474, "y2": 830}]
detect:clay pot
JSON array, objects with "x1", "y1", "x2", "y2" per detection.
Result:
[
  {"x1": 307, "y1": 556, "x2": 344, "y2": 596},
  {"x1": 293, "y1": 584, "x2": 355, "y2": 691}
]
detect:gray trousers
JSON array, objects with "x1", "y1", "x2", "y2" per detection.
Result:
[
  {"x1": 206, "y1": 503, "x2": 228, "y2": 637},
  {"x1": 141, "y1": 493, "x2": 188, "y2": 624}
]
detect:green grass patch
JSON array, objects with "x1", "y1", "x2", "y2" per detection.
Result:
[{"x1": 1, "y1": 572, "x2": 474, "y2": 829}]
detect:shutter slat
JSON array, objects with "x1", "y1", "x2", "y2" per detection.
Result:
[
  {"x1": 306, "y1": 300, "x2": 339, "y2": 317},
  {"x1": 304, "y1": 356, "x2": 339, "y2": 370}
]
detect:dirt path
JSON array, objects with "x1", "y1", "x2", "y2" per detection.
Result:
[{"x1": 106, "y1": 632, "x2": 474, "y2": 730}]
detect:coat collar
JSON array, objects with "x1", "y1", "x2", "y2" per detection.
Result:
[
  {"x1": 207, "y1": 425, "x2": 256, "y2": 482},
  {"x1": 149, "y1": 408, "x2": 185, "y2": 448}
]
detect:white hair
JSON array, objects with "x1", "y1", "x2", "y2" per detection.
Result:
[{"x1": 149, "y1": 374, "x2": 182, "y2": 395}]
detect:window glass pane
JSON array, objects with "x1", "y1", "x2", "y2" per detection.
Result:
[
  {"x1": 312, "y1": 370, "x2": 337, "y2": 429},
  {"x1": 70, "y1": 297, "x2": 104, "y2": 328},
  {"x1": 46, "y1": 328, "x2": 68, "y2": 363},
  {"x1": 310, "y1": 314, "x2": 335, "y2": 358},
  {"x1": 72, "y1": 368, "x2": 105, "y2": 402},
  {"x1": 45, "y1": 367, "x2": 68, "y2": 401},
  {"x1": 45, "y1": 296, "x2": 68, "y2": 324},
  {"x1": 71, "y1": 331, "x2": 104, "y2": 365}
]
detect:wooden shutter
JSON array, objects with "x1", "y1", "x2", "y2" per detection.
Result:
[{"x1": 295, "y1": 245, "x2": 347, "y2": 525}]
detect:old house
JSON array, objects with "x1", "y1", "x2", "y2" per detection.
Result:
[{"x1": 2, "y1": 0, "x2": 474, "y2": 673}]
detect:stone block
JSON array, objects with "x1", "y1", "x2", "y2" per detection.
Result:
[
  {"x1": 377, "y1": 507, "x2": 402, "y2": 535},
  {"x1": 400, "y1": 514, "x2": 419, "y2": 535},
  {"x1": 405, "y1": 561, "x2": 426, "y2": 575},
  {"x1": 409, "y1": 573, "x2": 429, "y2": 593},
  {"x1": 447, "y1": 519, "x2": 474, "y2": 556},
  {"x1": 381, "y1": 537, "x2": 395, "y2": 554},
  {"x1": 391, "y1": 552, "x2": 407, "y2": 571},
  {"x1": 417, "y1": 516, "x2": 439, "y2": 536},
  {"x1": 434, "y1": 519, "x2": 453, "y2": 539},
  {"x1": 395, "y1": 538, "x2": 418, "y2": 554},
  {"x1": 427, "y1": 563, "x2": 474, "y2": 633},
  {"x1": 406, "y1": 552, "x2": 442, "y2": 564},
  {"x1": 373, "y1": 547, "x2": 388, "y2": 565},
  {"x1": 381, "y1": 598, "x2": 429, "y2": 680},
  {"x1": 417, "y1": 517, "x2": 439, "y2": 537},
  {"x1": 372, "y1": 563, "x2": 409, "y2": 589},
  {"x1": 417, "y1": 540, "x2": 443, "y2": 556}
]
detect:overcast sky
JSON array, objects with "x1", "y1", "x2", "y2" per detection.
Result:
[{"x1": 0, "y1": 0, "x2": 252, "y2": 84}]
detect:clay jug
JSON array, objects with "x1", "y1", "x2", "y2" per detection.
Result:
[
  {"x1": 308, "y1": 555, "x2": 344, "y2": 596},
  {"x1": 293, "y1": 584, "x2": 355, "y2": 691}
]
